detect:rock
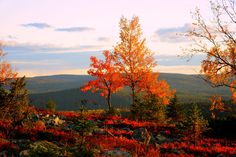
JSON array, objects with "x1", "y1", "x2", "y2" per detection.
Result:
[
  {"x1": 132, "y1": 128, "x2": 151, "y2": 145},
  {"x1": 0, "y1": 151, "x2": 8, "y2": 156},
  {"x1": 96, "y1": 120, "x2": 104, "y2": 124},
  {"x1": 154, "y1": 134, "x2": 175, "y2": 144},
  {"x1": 27, "y1": 140, "x2": 64, "y2": 156},
  {"x1": 156, "y1": 134, "x2": 167, "y2": 142},
  {"x1": 93, "y1": 128, "x2": 106, "y2": 135},
  {"x1": 54, "y1": 116, "x2": 64, "y2": 125},
  {"x1": 59, "y1": 115, "x2": 66, "y2": 120},
  {"x1": 216, "y1": 154, "x2": 227, "y2": 157},
  {"x1": 0, "y1": 138, "x2": 9, "y2": 143},
  {"x1": 19, "y1": 150, "x2": 29, "y2": 157},
  {"x1": 121, "y1": 127, "x2": 131, "y2": 131},
  {"x1": 104, "y1": 148, "x2": 131, "y2": 157},
  {"x1": 155, "y1": 134, "x2": 168, "y2": 144}
]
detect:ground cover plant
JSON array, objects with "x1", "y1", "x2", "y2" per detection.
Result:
[{"x1": 0, "y1": 108, "x2": 235, "y2": 156}]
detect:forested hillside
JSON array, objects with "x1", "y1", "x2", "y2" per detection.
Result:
[{"x1": 27, "y1": 73, "x2": 231, "y2": 110}]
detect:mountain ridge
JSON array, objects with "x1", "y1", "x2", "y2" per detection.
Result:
[{"x1": 26, "y1": 73, "x2": 231, "y2": 110}]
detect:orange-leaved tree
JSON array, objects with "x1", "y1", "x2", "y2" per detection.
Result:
[
  {"x1": 0, "y1": 42, "x2": 29, "y2": 121},
  {"x1": 114, "y1": 16, "x2": 156, "y2": 105},
  {"x1": 186, "y1": 0, "x2": 236, "y2": 102},
  {"x1": 81, "y1": 50, "x2": 124, "y2": 110},
  {"x1": 139, "y1": 72, "x2": 176, "y2": 105},
  {"x1": 0, "y1": 43, "x2": 17, "y2": 84},
  {"x1": 209, "y1": 95, "x2": 225, "y2": 119},
  {"x1": 131, "y1": 71, "x2": 175, "y2": 120}
]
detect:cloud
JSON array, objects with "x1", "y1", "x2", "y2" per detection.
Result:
[
  {"x1": 55, "y1": 27, "x2": 95, "y2": 32},
  {"x1": 3, "y1": 41, "x2": 204, "y2": 76},
  {"x1": 154, "y1": 54, "x2": 205, "y2": 66},
  {"x1": 155, "y1": 23, "x2": 192, "y2": 43},
  {"x1": 7, "y1": 35, "x2": 17, "y2": 40},
  {"x1": 21, "y1": 22, "x2": 51, "y2": 29},
  {"x1": 4, "y1": 43, "x2": 70, "y2": 54},
  {"x1": 79, "y1": 45, "x2": 104, "y2": 50},
  {"x1": 18, "y1": 68, "x2": 88, "y2": 77},
  {"x1": 156, "y1": 65, "x2": 200, "y2": 74},
  {"x1": 3, "y1": 42, "x2": 106, "y2": 55},
  {"x1": 11, "y1": 60, "x2": 62, "y2": 66},
  {"x1": 97, "y1": 37, "x2": 110, "y2": 42}
]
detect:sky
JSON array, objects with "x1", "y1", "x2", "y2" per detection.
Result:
[{"x1": 0, "y1": 0, "x2": 211, "y2": 76}]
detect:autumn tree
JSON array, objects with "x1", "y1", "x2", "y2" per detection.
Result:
[
  {"x1": 0, "y1": 42, "x2": 18, "y2": 118},
  {"x1": 114, "y1": 16, "x2": 156, "y2": 105},
  {"x1": 81, "y1": 50, "x2": 123, "y2": 110},
  {"x1": 6, "y1": 77, "x2": 29, "y2": 121},
  {"x1": 132, "y1": 72, "x2": 175, "y2": 120},
  {"x1": 82, "y1": 17, "x2": 174, "y2": 115},
  {"x1": 209, "y1": 95, "x2": 225, "y2": 119},
  {"x1": 186, "y1": 0, "x2": 236, "y2": 102},
  {"x1": 138, "y1": 72, "x2": 175, "y2": 105},
  {"x1": 0, "y1": 43, "x2": 29, "y2": 121},
  {"x1": 0, "y1": 43, "x2": 17, "y2": 84}
]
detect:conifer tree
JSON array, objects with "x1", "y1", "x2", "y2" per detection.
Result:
[
  {"x1": 46, "y1": 99, "x2": 56, "y2": 112},
  {"x1": 187, "y1": 105, "x2": 208, "y2": 142}
]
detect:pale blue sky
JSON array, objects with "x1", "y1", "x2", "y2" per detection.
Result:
[{"x1": 0, "y1": 0, "x2": 211, "y2": 76}]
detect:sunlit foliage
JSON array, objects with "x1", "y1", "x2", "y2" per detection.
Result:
[
  {"x1": 114, "y1": 16, "x2": 157, "y2": 104},
  {"x1": 186, "y1": 0, "x2": 236, "y2": 102},
  {"x1": 0, "y1": 43, "x2": 17, "y2": 84},
  {"x1": 81, "y1": 50, "x2": 124, "y2": 110}
]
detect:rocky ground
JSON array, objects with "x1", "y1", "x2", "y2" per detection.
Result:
[{"x1": 0, "y1": 108, "x2": 235, "y2": 156}]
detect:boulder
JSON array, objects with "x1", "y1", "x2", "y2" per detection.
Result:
[
  {"x1": 104, "y1": 148, "x2": 131, "y2": 157},
  {"x1": 132, "y1": 128, "x2": 151, "y2": 145}
]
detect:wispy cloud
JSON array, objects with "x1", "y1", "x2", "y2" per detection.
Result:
[
  {"x1": 11, "y1": 60, "x2": 62, "y2": 66},
  {"x1": 4, "y1": 43, "x2": 69, "y2": 54},
  {"x1": 97, "y1": 37, "x2": 110, "y2": 42},
  {"x1": 55, "y1": 27, "x2": 95, "y2": 32},
  {"x1": 3, "y1": 42, "x2": 106, "y2": 55},
  {"x1": 21, "y1": 22, "x2": 51, "y2": 29},
  {"x1": 156, "y1": 65, "x2": 200, "y2": 74},
  {"x1": 7, "y1": 35, "x2": 17, "y2": 40},
  {"x1": 4, "y1": 42, "x2": 203, "y2": 76},
  {"x1": 155, "y1": 23, "x2": 192, "y2": 43},
  {"x1": 79, "y1": 45, "x2": 104, "y2": 50},
  {"x1": 18, "y1": 68, "x2": 88, "y2": 77},
  {"x1": 155, "y1": 54, "x2": 204, "y2": 66}
]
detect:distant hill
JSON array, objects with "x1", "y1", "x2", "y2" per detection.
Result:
[
  {"x1": 26, "y1": 75, "x2": 93, "y2": 94},
  {"x1": 26, "y1": 73, "x2": 231, "y2": 110},
  {"x1": 30, "y1": 88, "x2": 131, "y2": 111}
]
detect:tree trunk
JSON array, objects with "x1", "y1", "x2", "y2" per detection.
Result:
[
  {"x1": 107, "y1": 90, "x2": 112, "y2": 110},
  {"x1": 131, "y1": 86, "x2": 136, "y2": 117},
  {"x1": 132, "y1": 87, "x2": 135, "y2": 105}
]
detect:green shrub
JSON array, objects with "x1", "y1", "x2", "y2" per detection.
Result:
[
  {"x1": 131, "y1": 94, "x2": 167, "y2": 122},
  {"x1": 103, "y1": 107, "x2": 121, "y2": 116},
  {"x1": 187, "y1": 105, "x2": 209, "y2": 142},
  {"x1": 75, "y1": 119, "x2": 97, "y2": 136},
  {"x1": 0, "y1": 76, "x2": 29, "y2": 121},
  {"x1": 166, "y1": 95, "x2": 187, "y2": 124},
  {"x1": 46, "y1": 99, "x2": 56, "y2": 112}
]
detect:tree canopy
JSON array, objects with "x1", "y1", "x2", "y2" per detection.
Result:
[
  {"x1": 0, "y1": 43, "x2": 17, "y2": 84},
  {"x1": 186, "y1": 0, "x2": 236, "y2": 102}
]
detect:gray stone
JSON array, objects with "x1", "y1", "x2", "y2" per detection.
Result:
[
  {"x1": 104, "y1": 148, "x2": 131, "y2": 157},
  {"x1": 132, "y1": 128, "x2": 151, "y2": 145}
]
